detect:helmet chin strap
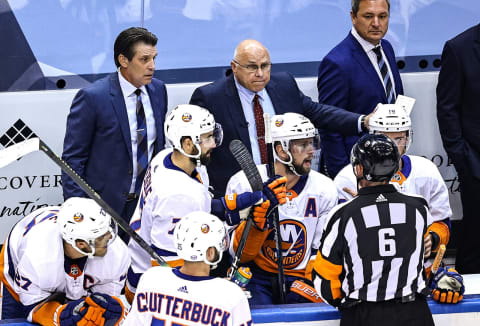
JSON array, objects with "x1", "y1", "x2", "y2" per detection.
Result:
[
  {"x1": 71, "y1": 240, "x2": 95, "y2": 258},
  {"x1": 180, "y1": 144, "x2": 202, "y2": 167},
  {"x1": 275, "y1": 146, "x2": 302, "y2": 177},
  {"x1": 204, "y1": 248, "x2": 222, "y2": 269}
]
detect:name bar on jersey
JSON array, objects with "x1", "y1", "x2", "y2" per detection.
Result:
[{"x1": 136, "y1": 291, "x2": 246, "y2": 326}]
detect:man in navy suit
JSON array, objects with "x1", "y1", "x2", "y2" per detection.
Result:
[
  {"x1": 191, "y1": 39, "x2": 370, "y2": 198},
  {"x1": 437, "y1": 24, "x2": 480, "y2": 274},
  {"x1": 317, "y1": 0, "x2": 403, "y2": 178},
  {"x1": 62, "y1": 27, "x2": 167, "y2": 238}
]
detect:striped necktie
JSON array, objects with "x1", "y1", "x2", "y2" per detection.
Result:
[
  {"x1": 373, "y1": 46, "x2": 395, "y2": 103},
  {"x1": 134, "y1": 89, "x2": 148, "y2": 193}
]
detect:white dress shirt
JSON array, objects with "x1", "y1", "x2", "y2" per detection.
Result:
[{"x1": 118, "y1": 70, "x2": 157, "y2": 193}]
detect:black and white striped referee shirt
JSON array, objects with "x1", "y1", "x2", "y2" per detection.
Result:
[{"x1": 312, "y1": 184, "x2": 433, "y2": 306}]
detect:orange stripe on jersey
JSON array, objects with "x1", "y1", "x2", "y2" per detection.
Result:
[
  {"x1": 124, "y1": 283, "x2": 136, "y2": 305},
  {"x1": 426, "y1": 221, "x2": 450, "y2": 252},
  {"x1": 305, "y1": 258, "x2": 316, "y2": 281},
  {"x1": 152, "y1": 258, "x2": 183, "y2": 268},
  {"x1": 0, "y1": 240, "x2": 20, "y2": 302},
  {"x1": 233, "y1": 221, "x2": 269, "y2": 263},
  {"x1": 312, "y1": 252, "x2": 343, "y2": 300},
  {"x1": 31, "y1": 301, "x2": 62, "y2": 326}
]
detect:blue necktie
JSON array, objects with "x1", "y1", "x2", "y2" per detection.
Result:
[
  {"x1": 373, "y1": 46, "x2": 395, "y2": 104},
  {"x1": 134, "y1": 89, "x2": 148, "y2": 193}
]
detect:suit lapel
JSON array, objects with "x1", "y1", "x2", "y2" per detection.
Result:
[
  {"x1": 225, "y1": 75, "x2": 252, "y2": 150},
  {"x1": 265, "y1": 77, "x2": 283, "y2": 113},
  {"x1": 146, "y1": 82, "x2": 164, "y2": 154},
  {"x1": 110, "y1": 73, "x2": 133, "y2": 161},
  {"x1": 348, "y1": 34, "x2": 387, "y2": 102}
]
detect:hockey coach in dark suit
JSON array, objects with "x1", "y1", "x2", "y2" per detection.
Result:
[
  {"x1": 62, "y1": 27, "x2": 167, "y2": 234},
  {"x1": 190, "y1": 39, "x2": 371, "y2": 197},
  {"x1": 437, "y1": 24, "x2": 480, "y2": 274}
]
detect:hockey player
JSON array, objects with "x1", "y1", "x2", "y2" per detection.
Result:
[
  {"x1": 334, "y1": 103, "x2": 461, "y2": 303},
  {"x1": 124, "y1": 211, "x2": 252, "y2": 326},
  {"x1": 313, "y1": 134, "x2": 435, "y2": 326},
  {"x1": 227, "y1": 113, "x2": 338, "y2": 305},
  {"x1": 0, "y1": 197, "x2": 128, "y2": 325},
  {"x1": 126, "y1": 104, "x2": 286, "y2": 302}
]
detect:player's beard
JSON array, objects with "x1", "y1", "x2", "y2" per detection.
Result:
[
  {"x1": 291, "y1": 157, "x2": 312, "y2": 176},
  {"x1": 189, "y1": 150, "x2": 212, "y2": 166}
]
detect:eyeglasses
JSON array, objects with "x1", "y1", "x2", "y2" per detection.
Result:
[{"x1": 233, "y1": 60, "x2": 272, "y2": 73}]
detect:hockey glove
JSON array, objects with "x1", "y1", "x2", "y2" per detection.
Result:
[
  {"x1": 430, "y1": 267, "x2": 465, "y2": 303},
  {"x1": 222, "y1": 191, "x2": 265, "y2": 226},
  {"x1": 85, "y1": 293, "x2": 125, "y2": 326},
  {"x1": 263, "y1": 175, "x2": 287, "y2": 207},
  {"x1": 252, "y1": 200, "x2": 271, "y2": 230},
  {"x1": 58, "y1": 298, "x2": 105, "y2": 326}
]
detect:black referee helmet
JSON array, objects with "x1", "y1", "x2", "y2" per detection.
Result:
[{"x1": 350, "y1": 133, "x2": 400, "y2": 182}]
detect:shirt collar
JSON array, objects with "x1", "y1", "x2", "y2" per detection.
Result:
[
  {"x1": 234, "y1": 76, "x2": 266, "y2": 103},
  {"x1": 351, "y1": 27, "x2": 380, "y2": 54},
  {"x1": 117, "y1": 69, "x2": 147, "y2": 98}
]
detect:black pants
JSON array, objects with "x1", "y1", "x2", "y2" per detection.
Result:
[
  {"x1": 456, "y1": 171, "x2": 480, "y2": 273},
  {"x1": 340, "y1": 296, "x2": 434, "y2": 326}
]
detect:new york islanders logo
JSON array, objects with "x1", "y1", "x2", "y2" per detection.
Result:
[
  {"x1": 73, "y1": 213, "x2": 84, "y2": 222},
  {"x1": 200, "y1": 224, "x2": 210, "y2": 233},
  {"x1": 262, "y1": 220, "x2": 307, "y2": 269},
  {"x1": 275, "y1": 118, "x2": 284, "y2": 127},
  {"x1": 182, "y1": 113, "x2": 192, "y2": 122}
]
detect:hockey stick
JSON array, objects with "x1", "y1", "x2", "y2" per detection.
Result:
[
  {"x1": 227, "y1": 140, "x2": 264, "y2": 279},
  {"x1": 0, "y1": 137, "x2": 168, "y2": 267},
  {"x1": 427, "y1": 244, "x2": 446, "y2": 286},
  {"x1": 264, "y1": 113, "x2": 287, "y2": 304}
]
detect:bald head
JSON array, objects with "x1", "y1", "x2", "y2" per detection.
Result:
[{"x1": 231, "y1": 39, "x2": 271, "y2": 93}]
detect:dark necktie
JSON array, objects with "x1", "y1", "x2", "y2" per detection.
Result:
[
  {"x1": 373, "y1": 46, "x2": 395, "y2": 104},
  {"x1": 253, "y1": 94, "x2": 268, "y2": 164},
  {"x1": 134, "y1": 89, "x2": 148, "y2": 193}
]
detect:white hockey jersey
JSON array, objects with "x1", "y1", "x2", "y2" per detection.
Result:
[
  {"x1": 124, "y1": 266, "x2": 252, "y2": 326},
  {"x1": 128, "y1": 148, "x2": 211, "y2": 273},
  {"x1": 227, "y1": 165, "x2": 337, "y2": 277},
  {"x1": 334, "y1": 155, "x2": 452, "y2": 223},
  {"x1": 0, "y1": 206, "x2": 129, "y2": 310}
]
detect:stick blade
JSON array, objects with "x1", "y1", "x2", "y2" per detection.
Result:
[
  {"x1": 229, "y1": 140, "x2": 263, "y2": 192},
  {"x1": 0, "y1": 138, "x2": 40, "y2": 168}
]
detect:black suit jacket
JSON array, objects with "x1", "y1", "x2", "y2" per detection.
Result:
[
  {"x1": 190, "y1": 72, "x2": 360, "y2": 196},
  {"x1": 437, "y1": 24, "x2": 480, "y2": 179}
]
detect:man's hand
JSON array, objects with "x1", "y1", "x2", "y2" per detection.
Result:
[{"x1": 342, "y1": 186, "x2": 358, "y2": 198}]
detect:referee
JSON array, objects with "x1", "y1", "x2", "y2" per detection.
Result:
[{"x1": 312, "y1": 134, "x2": 434, "y2": 326}]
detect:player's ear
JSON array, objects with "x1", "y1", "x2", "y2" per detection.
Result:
[
  {"x1": 274, "y1": 142, "x2": 287, "y2": 159},
  {"x1": 180, "y1": 136, "x2": 194, "y2": 152},
  {"x1": 206, "y1": 247, "x2": 217, "y2": 263},
  {"x1": 75, "y1": 240, "x2": 92, "y2": 253}
]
